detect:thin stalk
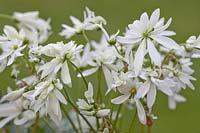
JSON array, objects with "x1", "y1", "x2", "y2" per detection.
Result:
[
  {"x1": 68, "y1": 60, "x2": 88, "y2": 88},
  {"x1": 113, "y1": 104, "x2": 122, "y2": 130},
  {"x1": 82, "y1": 30, "x2": 90, "y2": 44},
  {"x1": 0, "y1": 13, "x2": 14, "y2": 20},
  {"x1": 61, "y1": 104, "x2": 79, "y2": 133},
  {"x1": 113, "y1": 44, "x2": 121, "y2": 55},
  {"x1": 96, "y1": 117, "x2": 100, "y2": 131},
  {"x1": 62, "y1": 88, "x2": 95, "y2": 132},
  {"x1": 129, "y1": 111, "x2": 137, "y2": 133},
  {"x1": 141, "y1": 124, "x2": 145, "y2": 133},
  {"x1": 41, "y1": 118, "x2": 56, "y2": 133},
  {"x1": 97, "y1": 67, "x2": 102, "y2": 103},
  {"x1": 32, "y1": 112, "x2": 39, "y2": 133},
  {"x1": 76, "y1": 113, "x2": 83, "y2": 133},
  {"x1": 147, "y1": 126, "x2": 151, "y2": 133}
]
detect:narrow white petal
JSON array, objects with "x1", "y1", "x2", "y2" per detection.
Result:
[
  {"x1": 174, "y1": 94, "x2": 186, "y2": 102},
  {"x1": 151, "y1": 35, "x2": 180, "y2": 50},
  {"x1": 150, "y1": 8, "x2": 160, "y2": 27},
  {"x1": 135, "y1": 99, "x2": 146, "y2": 125},
  {"x1": 147, "y1": 39, "x2": 161, "y2": 66},
  {"x1": 134, "y1": 40, "x2": 146, "y2": 76},
  {"x1": 168, "y1": 96, "x2": 176, "y2": 110},
  {"x1": 111, "y1": 94, "x2": 130, "y2": 104},
  {"x1": 54, "y1": 89, "x2": 67, "y2": 104},
  {"x1": 61, "y1": 61, "x2": 71, "y2": 87},
  {"x1": 136, "y1": 80, "x2": 151, "y2": 98},
  {"x1": 147, "y1": 84, "x2": 157, "y2": 108},
  {"x1": 77, "y1": 67, "x2": 98, "y2": 77},
  {"x1": 102, "y1": 66, "x2": 113, "y2": 91},
  {"x1": 0, "y1": 112, "x2": 20, "y2": 128}
]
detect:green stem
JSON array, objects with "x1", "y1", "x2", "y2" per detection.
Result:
[
  {"x1": 141, "y1": 124, "x2": 145, "y2": 133},
  {"x1": 96, "y1": 117, "x2": 100, "y2": 131},
  {"x1": 129, "y1": 111, "x2": 137, "y2": 132},
  {"x1": 68, "y1": 60, "x2": 88, "y2": 88},
  {"x1": 97, "y1": 67, "x2": 102, "y2": 103},
  {"x1": 76, "y1": 113, "x2": 83, "y2": 133},
  {"x1": 113, "y1": 104, "x2": 122, "y2": 130},
  {"x1": 147, "y1": 126, "x2": 151, "y2": 133},
  {"x1": 0, "y1": 13, "x2": 14, "y2": 20},
  {"x1": 41, "y1": 118, "x2": 56, "y2": 133},
  {"x1": 61, "y1": 104, "x2": 79, "y2": 133},
  {"x1": 82, "y1": 30, "x2": 90, "y2": 44},
  {"x1": 62, "y1": 88, "x2": 95, "y2": 132},
  {"x1": 32, "y1": 112, "x2": 39, "y2": 133},
  {"x1": 113, "y1": 44, "x2": 121, "y2": 55}
]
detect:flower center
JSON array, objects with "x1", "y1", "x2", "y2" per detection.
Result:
[
  {"x1": 130, "y1": 87, "x2": 137, "y2": 95},
  {"x1": 13, "y1": 44, "x2": 18, "y2": 50},
  {"x1": 143, "y1": 31, "x2": 149, "y2": 39}
]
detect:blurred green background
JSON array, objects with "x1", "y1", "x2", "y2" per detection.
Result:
[{"x1": 0, "y1": 0, "x2": 200, "y2": 133}]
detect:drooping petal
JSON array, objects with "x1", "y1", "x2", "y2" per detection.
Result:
[
  {"x1": 136, "y1": 80, "x2": 151, "y2": 98},
  {"x1": 102, "y1": 66, "x2": 113, "y2": 93},
  {"x1": 0, "y1": 112, "x2": 20, "y2": 128},
  {"x1": 134, "y1": 40, "x2": 146, "y2": 76},
  {"x1": 61, "y1": 61, "x2": 71, "y2": 87},
  {"x1": 147, "y1": 84, "x2": 157, "y2": 108},
  {"x1": 77, "y1": 67, "x2": 98, "y2": 77},
  {"x1": 54, "y1": 89, "x2": 67, "y2": 105},
  {"x1": 147, "y1": 39, "x2": 161, "y2": 66},
  {"x1": 151, "y1": 35, "x2": 180, "y2": 50},
  {"x1": 135, "y1": 99, "x2": 146, "y2": 125},
  {"x1": 111, "y1": 94, "x2": 130, "y2": 104}
]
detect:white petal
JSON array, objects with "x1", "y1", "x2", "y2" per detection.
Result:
[
  {"x1": 150, "y1": 8, "x2": 160, "y2": 27},
  {"x1": 0, "y1": 112, "x2": 20, "y2": 128},
  {"x1": 151, "y1": 35, "x2": 180, "y2": 50},
  {"x1": 54, "y1": 89, "x2": 67, "y2": 104},
  {"x1": 147, "y1": 39, "x2": 161, "y2": 66},
  {"x1": 96, "y1": 109, "x2": 110, "y2": 117},
  {"x1": 136, "y1": 80, "x2": 151, "y2": 98},
  {"x1": 117, "y1": 36, "x2": 142, "y2": 44},
  {"x1": 77, "y1": 67, "x2": 98, "y2": 77},
  {"x1": 168, "y1": 96, "x2": 176, "y2": 110},
  {"x1": 102, "y1": 66, "x2": 113, "y2": 92},
  {"x1": 135, "y1": 99, "x2": 146, "y2": 125},
  {"x1": 174, "y1": 94, "x2": 186, "y2": 102},
  {"x1": 134, "y1": 40, "x2": 146, "y2": 76},
  {"x1": 84, "y1": 82, "x2": 94, "y2": 104},
  {"x1": 61, "y1": 61, "x2": 71, "y2": 87},
  {"x1": 111, "y1": 94, "x2": 130, "y2": 104},
  {"x1": 147, "y1": 84, "x2": 157, "y2": 108}
]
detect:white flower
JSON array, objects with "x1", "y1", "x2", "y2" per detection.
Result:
[
  {"x1": 74, "y1": 44, "x2": 90, "y2": 68},
  {"x1": 111, "y1": 76, "x2": 146, "y2": 124},
  {"x1": 0, "y1": 26, "x2": 26, "y2": 71},
  {"x1": 0, "y1": 90, "x2": 35, "y2": 128},
  {"x1": 163, "y1": 58, "x2": 196, "y2": 90},
  {"x1": 0, "y1": 87, "x2": 25, "y2": 102},
  {"x1": 168, "y1": 87, "x2": 186, "y2": 110},
  {"x1": 14, "y1": 11, "x2": 51, "y2": 43},
  {"x1": 117, "y1": 9, "x2": 180, "y2": 76},
  {"x1": 23, "y1": 79, "x2": 67, "y2": 125},
  {"x1": 183, "y1": 35, "x2": 200, "y2": 58},
  {"x1": 60, "y1": 7, "x2": 106, "y2": 39},
  {"x1": 76, "y1": 82, "x2": 110, "y2": 118},
  {"x1": 96, "y1": 109, "x2": 110, "y2": 117},
  {"x1": 136, "y1": 69, "x2": 175, "y2": 108},
  {"x1": 38, "y1": 41, "x2": 83, "y2": 87},
  {"x1": 83, "y1": 7, "x2": 106, "y2": 30},
  {"x1": 79, "y1": 35, "x2": 121, "y2": 91}
]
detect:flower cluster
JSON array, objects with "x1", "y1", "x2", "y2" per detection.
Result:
[{"x1": 0, "y1": 7, "x2": 199, "y2": 132}]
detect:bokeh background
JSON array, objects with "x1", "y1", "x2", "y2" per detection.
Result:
[{"x1": 0, "y1": 0, "x2": 200, "y2": 133}]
